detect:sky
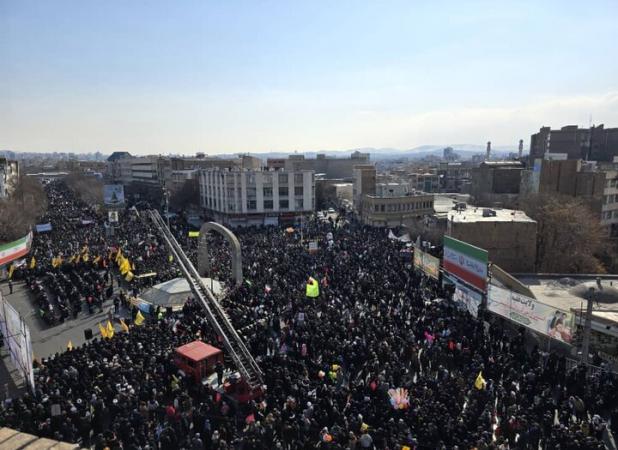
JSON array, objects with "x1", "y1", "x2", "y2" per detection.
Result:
[{"x1": 1, "y1": 0, "x2": 617, "y2": 155}]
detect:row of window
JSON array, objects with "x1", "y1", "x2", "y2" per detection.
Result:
[
  {"x1": 372, "y1": 201, "x2": 433, "y2": 213},
  {"x1": 202, "y1": 195, "x2": 306, "y2": 211},
  {"x1": 207, "y1": 186, "x2": 305, "y2": 198},
  {"x1": 605, "y1": 194, "x2": 617, "y2": 205},
  {"x1": 602, "y1": 210, "x2": 618, "y2": 220},
  {"x1": 607, "y1": 179, "x2": 617, "y2": 188}
]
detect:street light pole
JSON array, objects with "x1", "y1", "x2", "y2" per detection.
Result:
[{"x1": 580, "y1": 287, "x2": 595, "y2": 364}]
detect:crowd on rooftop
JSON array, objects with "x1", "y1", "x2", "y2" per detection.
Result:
[{"x1": 1, "y1": 180, "x2": 617, "y2": 449}]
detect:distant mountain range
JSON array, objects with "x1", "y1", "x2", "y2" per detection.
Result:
[
  {"x1": 223, "y1": 144, "x2": 525, "y2": 161},
  {"x1": 2, "y1": 144, "x2": 527, "y2": 162}
]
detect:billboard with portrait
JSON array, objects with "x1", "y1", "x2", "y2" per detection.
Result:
[
  {"x1": 103, "y1": 184, "x2": 125, "y2": 206},
  {"x1": 413, "y1": 247, "x2": 440, "y2": 279},
  {"x1": 487, "y1": 285, "x2": 574, "y2": 343}
]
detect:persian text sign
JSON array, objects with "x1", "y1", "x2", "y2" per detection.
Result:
[
  {"x1": 487, "y1": 285, "x2": 574, "y2": 344},
  {"x1": 443, "y1": 236, "x2": 488, "y2": 292}
]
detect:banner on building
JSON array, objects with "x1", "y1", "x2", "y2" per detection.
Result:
[
  {"x1": 487, "y1": 285, "x2": 574, "y2": 344},
  {"x1": 453, "y1": 280, "x2": 483, "y2": 318},
  {"x1": 0, "y1": 231, "x2": 33, "y2": 267},
  {"x1": 0, "y1": 292, "x2": 35, "y2": 390},
  {"x1": 413, "y1": 246, "x2": 440, "y2": 279},
  {"x1": 103, "y1": 184, "x2": 125, "y2": 206},
  {"x1": 443, "y1": 236, "x2": 488, "y2": 292}
]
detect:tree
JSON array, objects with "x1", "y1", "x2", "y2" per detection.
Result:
[
  {"x1": 64, "y1": 173, "x2": 104, "y2": 205},
  {"x1": 170, "y1": 180, "x2": 200, "y2": 211},
  {"x1": 0, "y1": 176, "x2": 48, "y2": 242},
  {"x1": 519, "y1": 194, "x2": 606, "y2": 273}
]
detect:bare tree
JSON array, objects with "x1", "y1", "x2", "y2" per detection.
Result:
[
  {"x1": 169, "y1": 179, "x2": 200, "y2": 211},
  {"x1": 65, "y1": 173, "x2": 104, "y2": 205},
  {"x1": 0, "y1": 176, "x2": 48, "y2": 242},
  {"x1": 519, "y1": 194, "x2": 606, "y2": 273}
]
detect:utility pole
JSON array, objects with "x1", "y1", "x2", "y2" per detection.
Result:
[{"x1": 580, "y1": 287, "x2": 595, "y2": 364}]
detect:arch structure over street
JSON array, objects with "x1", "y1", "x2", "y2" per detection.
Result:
[{"x1": 197, "y1": 222, "x2": 243, "y2": 287}]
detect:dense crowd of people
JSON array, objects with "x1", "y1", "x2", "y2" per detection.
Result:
[{"x1": 1, "y1": 180, "x2": 617, "y2": 449}]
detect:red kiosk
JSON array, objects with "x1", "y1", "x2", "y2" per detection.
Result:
[{"x1": 174, "y1": 340, "x2": 224, "y2": 383}]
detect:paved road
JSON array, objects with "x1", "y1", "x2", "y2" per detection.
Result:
[
  {"x1": 0, "y1": 279, "x2": 131, "y2": 395},
  {"x1": 0, "y1": 280, "x2": 124, "y2": 360}
]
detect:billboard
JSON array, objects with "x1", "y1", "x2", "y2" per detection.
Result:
[
  {"x1": 0, "y1": 292, "x2": 35, "y2": 390},
  {"x1": 443, "y1": 236, "x2": 488, "y2": 292},
  {"x1": 103, "y1": 184, "x2": 125, "y2": 206},
  {"x1": 413, "y1": 247, "x2": 440, "y2": 279},
  {"x1": 487, "y1": 285, "x2": 574, "y2": 344},
  {"x1": 453, "y1": 281, "x2": 483, "y2": 318}
]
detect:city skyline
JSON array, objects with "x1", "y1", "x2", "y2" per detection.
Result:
[{"x1": 1, "y1": 0, "x2": 617, "y2": 155}]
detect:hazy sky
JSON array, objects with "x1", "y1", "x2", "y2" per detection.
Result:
[{"x1": 1, "y1": 0, "x2": 617, "y2": 155}]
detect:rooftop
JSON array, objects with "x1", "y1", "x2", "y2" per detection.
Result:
[
  {"x1": 448, "y1": 207, "x2": 535, "y2": 224},
  {"x1": 515, "y1": 275, "x2": 618, "y2": 326}
]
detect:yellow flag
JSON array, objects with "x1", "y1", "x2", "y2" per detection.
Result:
[
  {"x1": 75, "y1": 254, "x2": 81, "y2": 264},
  {"x1": 124, "y1": 271, "x2": 134, "y2": 282},
  {"x1": 81, "y1": 245, "x2": 89, "y2": 254},
  {"x1": 115, "y1": 249, "x2": 123, "y2": 264},
  {"x1": 168, "y1": 254, "x2": 174, "y2": 263},
  {"x1": 131, "y1": 262, "x2": 136, "y2": 271},
  {"x1": 474, "y1": 371, "x2": 486, "y2": 390},
  {"x1": 305, "y1": 277, "x2": 320, "y2": 298},
  {"x1": 29, "y1": 256, "x2": 36, "y2": 269},
  {"x1": 188, "y1": 231, "x2": 200, "y2": 238},
  {"x1": 8, "y1": 264, "x2": 15, "y2": 279},
  {"x1": 93, "y1": 255, "x2": 101, "y2": 265},
  {"x1": 106, "y1": 320, "x2": 115, "y2": 339},
  {"x1": 120, "y1": 319, "x2": 130, "y2": 333},
  {"x1": 134, "y1": 310, "x2": 145, "y2": 326},
  {"x1": 82, "y1": 253, "x2": 89, "y2": 262},
  {"x1": 68, "y1": 255, "x2": 75, "y2": 263},
  {"x1": 98, "y1": 322, "x2": 108, "y2": 339},
  {"x1": 51, "y1": 257, "x2": 59, "y2": 268},
  {"x1": 120, "y1": 258, "x2": 131, "y2": 275},
  {"x1": 67, "y1": 341, "x2": 73, "y2": 351}
]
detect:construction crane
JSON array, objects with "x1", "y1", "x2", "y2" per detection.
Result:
[{"x1": 147, "y1": 210, "x2": 263, "y2": 390}]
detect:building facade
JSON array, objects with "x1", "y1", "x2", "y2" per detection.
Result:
[
  {"x1": 199, "y1": 168, "x2": 315, "y2": 227},
  {"x1": 361, "y1": 192, "x2": 434, "y2": 227},
  {"x1": 469, "y1": 161, "x2": 525, "y2": 206},
  {"x1": 0, "y1": 158, "x2": 19, "y2": 198},
  {"x1": 267, "y1": 151, "x2": 370, "y2": 179},
  {"x1": 447, "y1": 207, "x2": 537, "y2": 273},
  {"x1": 530, "y1": 124, "x2": 618, "y2": 162},
  {"x1": 352, "y1": 165, "x2": 377, "y2": 213}
]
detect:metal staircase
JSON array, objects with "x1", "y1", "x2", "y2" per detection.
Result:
[{"x1": 147, "y1": 210, "x2": 263, "y2": 388}]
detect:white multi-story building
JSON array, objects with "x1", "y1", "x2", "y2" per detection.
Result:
[{"x1": 199, "y1": 168, "x2": 315, "y2": 227}]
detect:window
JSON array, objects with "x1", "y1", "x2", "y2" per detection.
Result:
[
  {"x1": 294, "y1": 173, "x2": 304, "y2": 184},
  {"x1": 264, "y1": 200, "x2": 273, "y2": 210},
  {"x1": 247, "y1": 174, "x2": 256, "y2": 185},
  {"x1": 294, "y1": 186, "x2": 303, "y2": 196},
  {"x1": 247, "y1": 200, "x2": 257, "y2": 210},
  {"x1": 279, "y1": 199, "x2": 289, "y2": 209},
  {"x1": 279, "y1": 186, "x2": 288, "y2": 197},
  {"x1": 295, "y1": 198, "x2": 304, "y2": 210},
  {"x1": 263, "y1": 187, "x2": 273, "y2": 197},
  {"x1": 278, "y1": 173, "x2": 288, "y2": 184},
  {"x1": 246, "y1": 186, "x2": 257, "y2": 198},
  {"x1": 380, "y1": 204, "x2": 385, "y2": 212}
]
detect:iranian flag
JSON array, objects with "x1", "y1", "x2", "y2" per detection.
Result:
[{"x1": 0, "y1": 232, "x2": 33, "y2": 266}]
